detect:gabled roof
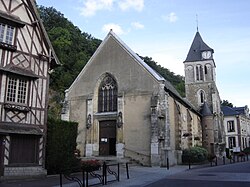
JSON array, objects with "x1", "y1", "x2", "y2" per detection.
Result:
[
  {"x1": 108, "y1": 30, "x2": 165, "y2": 81},
  {"x1": 67, "y1": 30, "x2": 200, "y2": 115},
  {"x1": 68, "y1": 30, "x2": 165, "y2": 91},
  {"x1": 221, "y1": 106, "x2": 240, "y2": 116},
  {"x1": 28, "y1": 0, "x2": 60, "y2": 67},
  {"x1": 184, "y1": 31, "x2": 214, "y2": 62}
]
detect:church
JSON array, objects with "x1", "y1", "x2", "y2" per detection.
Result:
[
  {"x1": 62, "y1": 29, "x2": 224, "y2": 166},
  {"x1": 183, "y1": 31, "x2": 225, "y2": 156}
]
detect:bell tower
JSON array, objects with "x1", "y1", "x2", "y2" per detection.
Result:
[{"x1": 184, "y1": 31, "x2": 225, "y2": 156}]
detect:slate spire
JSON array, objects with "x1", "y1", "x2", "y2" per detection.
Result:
[
  {"x1": 200, "y1": 102, "x2": 212, "y2": 116},
  {"x1": 184, "y1": 31, "x2": 214, "y2": 62}
]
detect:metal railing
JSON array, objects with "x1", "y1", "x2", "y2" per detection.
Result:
[{"x1": 59, "y1": 161, "x2": 130, "y2": 187}]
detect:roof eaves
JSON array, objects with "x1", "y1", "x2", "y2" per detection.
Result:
[
  {"x1": 28, "y1": 0, "x2": 61, "y2": 66},
  {"x1": 109, "y1": 30, "x2": 165, "y2": 82}
]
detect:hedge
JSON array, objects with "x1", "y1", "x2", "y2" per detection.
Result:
[
  {"x1": 46, "y1": 117, "x2": 79, "y2": 174},
  {"x1": 182, "y1": 146, "x2": 208, "y2": 163}
]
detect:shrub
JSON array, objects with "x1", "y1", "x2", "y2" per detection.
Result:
[
  {"x1": 243, "y1": 147, "x2": 250, "y2": 154},
  {"x1": 182, "y1": 146, "x2": 208, "y2": 163},
  {"x1": 81, "y1": 160, "x2": 101, "y2": 172},
  {"x1": 46, "y1": 117, "x2": 80, "y2": 174}
]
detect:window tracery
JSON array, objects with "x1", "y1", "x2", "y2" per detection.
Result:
[{"x1": 98, "y1": 75, "x2": 117, "y2": 112}]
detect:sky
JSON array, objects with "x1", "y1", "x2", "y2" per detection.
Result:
[{"x1": 36, "y1": 0, "x2": 250, "y2": 108}]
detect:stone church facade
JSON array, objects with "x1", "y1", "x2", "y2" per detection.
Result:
[{"x1": 62, "y1": 30, "x2": 202, "y2": 166}]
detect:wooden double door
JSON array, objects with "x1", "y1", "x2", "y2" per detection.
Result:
[{"x1": 99, "y1": 120, "x2": 116, "y2": 156}]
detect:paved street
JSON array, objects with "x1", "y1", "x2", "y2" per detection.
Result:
[
  {"x1": 0, "y1": 161, "x2": 250, "y2": 187},
  {"x1": 146, "y1": 161, "x2": 250, "y2": 187}
]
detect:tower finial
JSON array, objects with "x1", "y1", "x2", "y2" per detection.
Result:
[{"x1": 196, "y1": 14, "x2": 199, "y2": 32}]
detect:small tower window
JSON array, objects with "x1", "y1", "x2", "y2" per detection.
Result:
[
  {"x1": 196, "y1": 65, "x2": 204, "y2": 81},
  {"x1": 200, "y1": 91, "x2": 204, "y2": 103},
  {"x1": 205, "y1": 66, "x2": 207, "y2": 74},
  {"x1": 198, "y1": 90, "x2": 206, "y2": 105}
]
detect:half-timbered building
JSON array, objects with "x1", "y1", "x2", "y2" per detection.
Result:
[{"x1": 0, "y1": 0, "x2": 58, "y2": 178}]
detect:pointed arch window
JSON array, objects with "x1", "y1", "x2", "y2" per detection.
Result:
[{"x1": 98, "y1": 75, "x2": 117, "y2": 112}]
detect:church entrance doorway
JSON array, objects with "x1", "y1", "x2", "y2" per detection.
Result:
[{"x1": 99, "y1": 120, "x2": 116, "y2": 156}]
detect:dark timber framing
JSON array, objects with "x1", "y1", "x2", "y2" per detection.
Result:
[{"x1": 0, "y1": 0, "x2": 59, "y2": 177}]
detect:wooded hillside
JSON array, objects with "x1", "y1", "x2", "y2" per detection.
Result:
[{"x1": 38, "y1": 6, "x2": 185, "y2": 117}]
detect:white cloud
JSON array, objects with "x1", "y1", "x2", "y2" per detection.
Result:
[
  {"x1": 102, "y1": 23, "x2": 125, "y2": 35},
  {"x1": 163, "y1": 12, "x2": 178, "y2": 23},
  {"x1": 80, "y1": 0, "x2": 114, "y2": 17},
  {"x1": 131, "y1": 22, "x2": 144, "y2": 29},
  {"x1": 79, "y1": 0, "x2": 144, "y2": 17},
  {"x1": 118, "y1": 0, "x2": 144, "y2": 12}
]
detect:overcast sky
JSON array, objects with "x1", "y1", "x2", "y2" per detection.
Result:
[{"x1": 37, "y1": 0, "x2": 250, "y2": 108}]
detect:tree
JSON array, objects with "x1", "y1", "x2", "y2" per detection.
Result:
[
  {"x1": 37, "y1": 5, "x2": 186, "y2": 118},
  {"x1": 221, "y1": 100, "x2": 234, "y2": 107},
  {"x1": 141, "y1": 56, "x2": 185, "y2": 96}
]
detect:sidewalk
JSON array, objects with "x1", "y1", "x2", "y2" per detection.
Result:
[{"x1": 0, "y1": 164, "x2": 190, "y2": 187}]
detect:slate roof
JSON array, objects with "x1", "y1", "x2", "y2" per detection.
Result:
[
  {"x1": 109, "y1": 31, "x2": 200, "y2": 115},
  {"x1": 221, "y1": 106, "x2": 240, "y2": 116},
  {"x1": 200, "y1": 102, "x2": 212, "y2": 116},
  {"x1": 184, "y1": 31, "x2": 214, "y2": 62},
  {"x1": 233, "y1": 107, "x2": 245, "y2": 115},
  {"x1": 68, "y1": 30, "x2": 200, "y2": 116}
]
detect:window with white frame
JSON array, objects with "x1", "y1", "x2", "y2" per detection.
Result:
[
  {"x1": 227, "y1": 120, "x2": 235, "y2": 132},
  {"x1": 6, "y1": 76, "x2": 28, "y2": 104},
  {"x1": 0, "y1": 23, "x2": 14, "y2": 45},
  {"x1": 228, "y1": 137, "x2": 236, "y2": 149}
]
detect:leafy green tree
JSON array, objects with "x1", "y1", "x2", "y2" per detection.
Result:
[
  {"x1": 141, "y1": 56, "x2": 185, "y2": 96},
  {"x1": 38, "y1": 6, "x2": 186, "y2": 117},
  {"x1": 221, "y1": 100, "x2": 234, "y2": 107}
]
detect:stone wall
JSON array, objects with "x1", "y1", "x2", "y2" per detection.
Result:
[{"x1": 4, "y1": 166, "x2": 46, "y2": 178}]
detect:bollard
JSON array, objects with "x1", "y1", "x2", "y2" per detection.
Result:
[
  {"x1": 117, "y1": 163, "x2": 120, "y2": 181},
  {"x1": 188, "y1": 157, "x2": 191, "y2": 169},
  {"x1": 167, "y1": 158, "x2": 169, "y2": 170},
  {"x1": 86, "y1": 171, "x2": 89, "y2": 187},
  {"x1": 126, "y1": 162, "x2": 130, "y2": 179},
  {"x1": 82, "y1": 171, "x2": 85, "y2": 187},
  {"x1": 103, "y1": 162, "x2": 107, "y2": 185},
  {"x1": 60, "y1": 173, "x2": 62, "y2": 187},
  {"x1": 223, "y1": 156, "x2": 225, "y2": 165},
  {"x1": 215, "y1": 157, "x2": 217, "y2": 166}
]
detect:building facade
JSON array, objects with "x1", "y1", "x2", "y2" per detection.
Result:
[
  {"x1": 62, "y1": 30, "x2": 202, "y2": 166},
  {"x1": 0, "y1": 0, "x2": 58, "y2": 178},
  {"x1": 183, "y1": 31, "x2": 225, "y2": 156},
  {"x1": 222, "y1": 105, "x2": 250, "y2": 152}
]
